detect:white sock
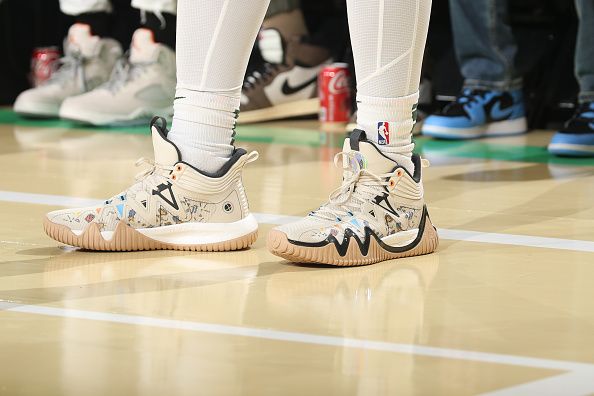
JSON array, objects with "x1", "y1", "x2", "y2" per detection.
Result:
[
  {"x1": 347, "y1": 0, "x2": 432, "y2": 175},
  {"x1": 167, "y1": 0, "x2": 270, "y2": 174}
]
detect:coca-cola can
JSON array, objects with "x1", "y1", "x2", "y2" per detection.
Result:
[
  {"x1": 319, "y1": 63, "x2": 352, "y2": 123},
  {"x1": 31, "y1": 47, "x2": 61, "y2": 87}
]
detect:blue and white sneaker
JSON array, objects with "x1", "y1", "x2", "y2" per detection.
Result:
[
  {"x1": 422, "y1": 88, "x2": 528, "y2": 139},
  {"x1": 548, "y1": 102, "x2": 594, "y2": 157}
]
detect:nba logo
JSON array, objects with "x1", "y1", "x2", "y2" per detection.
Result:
[{"x1": 377, "y1": 122, "x2": 390, "y2": 145}]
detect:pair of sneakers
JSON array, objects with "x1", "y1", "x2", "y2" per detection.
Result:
[
  {"x1": 44, "y1": 118, "x2": 439, "y2": 266},
  {"x1": 422, "y1": 88, "x2": 594, "y2": 157},
  {"x1": 14, "y1": 24, "x2": 176, "y2": 126}
]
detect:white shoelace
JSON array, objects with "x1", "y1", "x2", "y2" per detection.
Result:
[
  {"x1": 105, "y1": 55, "x2": 151, "y2": 93},
  {"x1": 134, "y1": 157, "x2": 174, "y2": 181},
  {"x1": 45, "y1": 52, "x2": 86, "y2": 90},
  {"x1": 312, "y1": 151, "x2": 393, "y2": 222}
]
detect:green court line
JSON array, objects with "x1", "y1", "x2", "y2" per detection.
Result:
[{"x1": 2, "y1": 108, "x2": 594, "y2": 166}]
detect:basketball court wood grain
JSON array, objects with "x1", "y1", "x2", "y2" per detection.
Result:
[{"x1": 1, "y1": 118, "x2": 594, "y2": 395}]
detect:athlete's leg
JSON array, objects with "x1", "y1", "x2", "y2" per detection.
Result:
[
  {"x1": 43, "y1": 0, "x2": 269, "y2": 251},
  {"x1": 167, "y1": 0, "x2": 271, "y2": 173},
  {"x1": 348, "y1": 0, "x2": 431, "y2": 174},
  {"x1": 268, "y1": 0, "x2": 438, "y2": 266}
]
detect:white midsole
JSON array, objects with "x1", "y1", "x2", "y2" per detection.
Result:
[
  {"x1": 381, "y1": 228, "x2": 419, "y2": 248},
  {"x1": 60, "y1": 105, "x2": 173, "y2": 126},
  {"x1": 422, "y1": 117, "x2": 527, "y2": 137},
  {"x1": 73, "y1": 214, "x2": 259, "y2": 245},
  {"x1": 14, "y1": 100, "x2": 60, "y2": 117},
  {"x1": 548, "y1": 143, "x2": 594, "y2": 153}
]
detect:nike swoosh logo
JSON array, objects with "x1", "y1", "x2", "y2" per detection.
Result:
[
  {"x1": 281, "y1": 75, "x2": 318, "y2": 96},
  {"x1": 490, "y1": 101, "x2": 514, "y2": 121}
]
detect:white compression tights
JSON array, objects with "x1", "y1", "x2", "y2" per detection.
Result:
[
  {"x1": 348, "y1": 0, "x2": 432, "y2": 174},
  {"x1": 169, "y1": 0, "x2": 431, "y2": 174},
  {"x1": 168, "y1": 0, "x2": 271, "y2": 174}
]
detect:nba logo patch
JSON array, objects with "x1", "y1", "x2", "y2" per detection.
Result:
[{"x1": 377, "y1": 122, "x2": 390, "y2": 145}]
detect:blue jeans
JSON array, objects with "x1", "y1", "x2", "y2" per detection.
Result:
[{"x1": 450, "y1": 0, "x2": 594, "y2": 103}]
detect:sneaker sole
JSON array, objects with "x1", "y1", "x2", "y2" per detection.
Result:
[
  {"x1": 238, "y1": 98, "x2": 319, "y2": 124},
  {"x1": 267, "y1": 207, "x2": 439, "y2": 266},
  {"x1": 43, "y1": 217, "x2": 258, "y2": 252},
  {"x1": 422, "y1": 117, "x2": 528, "y2": 140},
  {"x1": 548, "y1": 143, "x2": 594, "y2": 157},
  {"x1": 59, "y1": 106, "x2": 173, "y2": 127}
]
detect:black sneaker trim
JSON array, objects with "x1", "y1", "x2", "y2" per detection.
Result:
[
  {"x1": 149, "y1": 116, "x2": 248, "y2": 179},
  {"x1": 347, "y1": 129, "x2": 423, "y2": 183},
  {"x1": 287, "y1": 206, "x2": 430, "y2": 257}
]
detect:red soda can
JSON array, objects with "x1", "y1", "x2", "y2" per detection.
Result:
[
  {"x1": 319, "y1": 63, "x2": 352, "y2": 123},
  {"x1": 31, "y1": 47, "x2": 61, "y2": 87}
]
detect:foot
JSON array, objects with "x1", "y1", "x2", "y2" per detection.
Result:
[
  {"x1": 59, "y1": 29, "x2": 176, "y2": 126},
  {"x1": 548, "y1": 102, "x2": 594, "y2": 157},
  {"x1": 13, "y1": 24, "x2": 121, "y2": 118},
  {"x1": 267, "y1": 130, "x2": 438, "y2": 266},
  {"x1": 44, "y1": 117, "x2": 259, "y2": 251},
  {"x1": 239, "y1": 28, "x2": 332, "y2": 124},
  {"x1": 421, "y1": 88, "x2": 527, "y2": 139}
]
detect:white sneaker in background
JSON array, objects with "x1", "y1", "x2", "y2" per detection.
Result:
[
  {"x1": 13, "y1": 24, "x2": 122, "y2": 118},
  {"x1": 59, "y1": 28, "x2": 176, "y2": 126}
]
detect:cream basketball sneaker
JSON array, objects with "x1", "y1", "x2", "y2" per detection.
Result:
[
  {"x1": 44, "y1": 117, "x2": 259, "y2": 251},
  {"x1": 59, "y1": 28, "x2": 176, "y2": 126},
  {"x1": 267, "y1": 130, "x2": 438, "y2": 266},
  {"x1": 14, "y1": 24, "x2": 122, "y2": 118}
]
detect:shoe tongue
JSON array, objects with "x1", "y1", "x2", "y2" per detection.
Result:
[
  {"x1": 151, "y1": 125, "x2": 180, "y2": 165},
  {"x1": 342, "y1": 137, "x2": 398, "y2": 174},
  {"x1": 258, "y1": 29, "x2": 285, "y2": 64},
  {"x1": 66, "y1": 23, "x2": 100, "y2": 58},
  {"x1": 129, "y1": 28, "x2": 160, "y2": 63}
]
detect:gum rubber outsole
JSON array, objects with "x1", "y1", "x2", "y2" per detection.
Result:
[
  {"x1": 43, "y1": 217, "x2": 258, "y2": 252},
  {"x1": 266, "y1": 217, "x2": 439, "y2": 267}
]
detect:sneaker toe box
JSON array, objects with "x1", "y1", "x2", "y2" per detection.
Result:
[{"x1": 14, "y1": 89, "x2": 62, "y2": 117}]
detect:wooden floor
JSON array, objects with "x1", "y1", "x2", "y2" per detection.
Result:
[{"x1": 1, "y1": 112, "x2": 594, "y2": 395}]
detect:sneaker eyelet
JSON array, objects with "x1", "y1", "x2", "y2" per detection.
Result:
[
  {"x1": 176, "y1": 165, "x2": 182, "y2": 172},
  {"x1": 396, "y1": 169, "x2": 404, "y2": 177},
  {"x1": 389, "y1": 179, "x2": 396, "y2": 188},
  {"x1": 172, "y1": 174, "x2": 177, "y2": 180}
]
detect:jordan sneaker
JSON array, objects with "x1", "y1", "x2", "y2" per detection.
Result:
[
  {"x1": 422, "y1": 88, "x2": 527, "y2": 139},
  {"x1": 548, "y1": 102, "x2": 594, "y2": 157},
  {"x1": 59, "y1": 28, "x2": 176, "y2": 126},
  {"x1": 239, "y1": 28, "x2": 332, "y2": 123},
  {"x1": 14, "y1": 24, "x2": 122, "y2": 118},
  {"x1": 43, "y1": 117, "x2": 259, "y2": 251},
  {"x1": 267, "y1": 130, "x2": 439, "y2": 266}
]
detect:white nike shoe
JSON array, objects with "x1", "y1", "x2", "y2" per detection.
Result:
[
  {"x1": 59, "y1": 28, "x2": 176, "y2": 126},
  {"x1": 239, "y1": 28, "x2": 333, "y2": 124},
  {"x1": 43, "y1": 117, "x2": 259, "y2": 251},
  {"x1": 267, "y1": 130, "x2": 439, "y2": 266},
  {"x1": 13, "y1": 24, "x2": 122, "y2": 118}
]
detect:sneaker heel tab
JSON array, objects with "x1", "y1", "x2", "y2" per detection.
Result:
[
  {"x1": 150, "y1": 116, "x2": 168, "y2": 135},
  {"x1": 411, "y1": 154, "x2": 423, "y2": 182},
  {"x1": 246, "y1": 151, "x2": 259, "y2": 164},
  {"x1": 349, "y1": 129, "x2": 367, "y2": 150}
]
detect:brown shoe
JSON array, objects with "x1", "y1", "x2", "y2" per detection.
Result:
[{"x1": 239, "y1": 28, "x2": 333, "y2": 124}]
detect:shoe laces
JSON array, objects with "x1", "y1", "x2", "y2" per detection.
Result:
[
  {"x1": 311, "y1": 151, "x2": 393, "y2": 222},
  {"x1": 44, "y1": 51, "x2": 87, "y2": 90},
  {"x1": 134, "y1": 157, "x2": 174, "y2": 181},
  {"x1": 105, "y1": 53, "x2": 151, "y2": 93}
]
